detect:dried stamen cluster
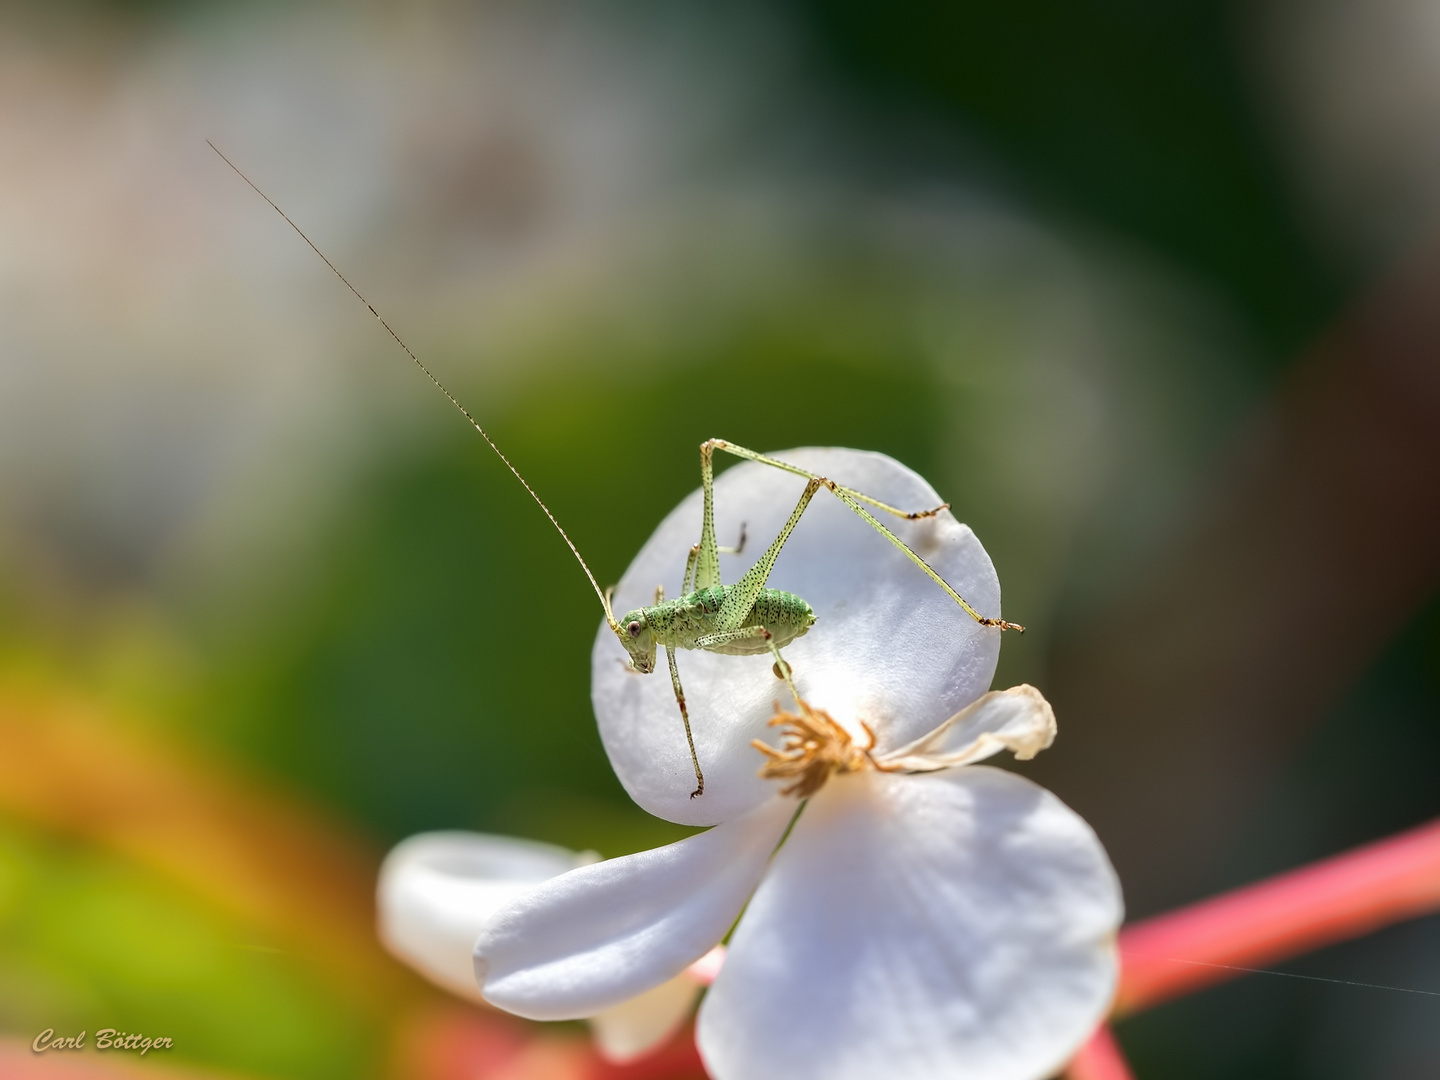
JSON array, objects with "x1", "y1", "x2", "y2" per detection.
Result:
[{"x1": 753, "y1": 700, "x2": 892, "y2": 798}]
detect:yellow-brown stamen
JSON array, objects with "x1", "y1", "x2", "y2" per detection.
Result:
[{"x1": 753, "y1": 698, "x2": 892, "y2": 798}]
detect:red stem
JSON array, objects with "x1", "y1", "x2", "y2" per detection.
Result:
[{"x1": 1114, "y1": 816, "x2": 1440, "y2": 1013}]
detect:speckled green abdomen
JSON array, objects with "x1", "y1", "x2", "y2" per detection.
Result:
[
  {"x1": 647, "y1": 585, "x2": 815, "y2": 654},
  {"x1": 736, "y1": 588, "x2": 815, "y2": 650}
]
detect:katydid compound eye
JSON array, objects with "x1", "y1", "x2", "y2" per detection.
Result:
[{"x1": 628, "y1": 621, "x2": 642, "y2": 637}]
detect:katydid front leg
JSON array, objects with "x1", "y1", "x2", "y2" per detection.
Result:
[
  {"x1": 664, "y1": 644, "x2": 704, "y2": 799},
  {"x1": 653, "y1": 580, "x2": 706, "y2": 799}
]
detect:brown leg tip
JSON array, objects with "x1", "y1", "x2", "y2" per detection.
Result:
[
  {"x1": 690, "y1": 787, "x2": 703, "y2": 799},
  {"x1": 980, "y1": 617, "x2": 1026, "y2": 632}
]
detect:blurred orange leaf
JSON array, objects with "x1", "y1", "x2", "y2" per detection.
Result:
[{"x1": 0, "y1": 680, "x2": 418, "y2": 1009}]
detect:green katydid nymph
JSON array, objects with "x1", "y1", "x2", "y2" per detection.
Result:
[{"x1": 210, "y1": 142, "x2": 1023, "y2": 800}]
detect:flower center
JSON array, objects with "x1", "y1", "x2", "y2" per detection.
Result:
[{"x1": 752, "y1": 699, "x2": 889, "y2": 798}]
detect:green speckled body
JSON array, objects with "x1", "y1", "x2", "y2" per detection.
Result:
[{"x1": 646, "y1": 586, "x2": 815, "y2": 654}]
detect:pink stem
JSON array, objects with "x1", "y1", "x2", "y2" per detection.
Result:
[
  {"x1": 1065, "y1": 1026, "x2": 1136, "y2": 1080},
  {"x1": 1115, "y1": 816, "x2": 1440, "y2": 1014}
]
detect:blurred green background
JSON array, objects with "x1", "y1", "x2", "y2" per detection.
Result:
[{"x1": 1, "y1": 1, "x2": 1437, "y2": 1077}]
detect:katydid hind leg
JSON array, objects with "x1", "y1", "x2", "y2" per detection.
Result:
[
  {"x1": 683, "y1": 545, "x2": 699, "y2": 595},
  {"x1": 703, "y1": 439, "x2": 1021, "y2": 632},
  {"x1": 693, "y1": 441, "x2": 723, "y2": 591},
  {"x1": 684, "y1": 522, "x2": 746, "y2": 594},
  {"x1": 715, "y1": 477, "x2": 823, "y2": 631},
  {"x1": 705, "y1": 439, "x2": 951, "y2": 521}
]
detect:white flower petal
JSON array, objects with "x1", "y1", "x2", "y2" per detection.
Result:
[
  {"x1": 877, "y1": 684, "x2": 1057, "y2": 773},
  {"x1": 475, "y1": 796, "x2": 794, "y2": 1020},
  {"x1": 698, "y1": 768, "x2": 1122, "y2": 1080},
  {"x1": 377, "y1": 831, "x2": 582, "y2": 1001},
  {"x1": 589, "y1": 969, "x2": 703, "y2": 1063},
  {"x1": 593, "y1": 447, "x2": 1003, "y2": 825}
]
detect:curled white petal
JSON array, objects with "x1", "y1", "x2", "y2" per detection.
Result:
[
  {"x1": 697, "y1": 768, "x2": 1122, "y2": 1080},
  {"x1": 377, "y1": 831, "x2": 583, "y2": 1001},
  {"x1": 877, "y1": 684, "x2": 1057, "y2": 773},
  {"x1": 593, "y1": 447, "x2": 1003, "y2": 826},
  {"x1": 475, "y1": 797, "x2": 794, "y2": 1020}
]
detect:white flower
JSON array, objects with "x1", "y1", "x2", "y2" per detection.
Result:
[
  {"x1": 377, "y1": 831, "x2": 717, "y2": 1061},
  {"x1": 473, "y1": 448, "x2": 1124, "y2": 1080}
]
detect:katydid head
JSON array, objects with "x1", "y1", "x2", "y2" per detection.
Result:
[{"x1": 616, "y1": 608, "x2": 657, "y2": 674}]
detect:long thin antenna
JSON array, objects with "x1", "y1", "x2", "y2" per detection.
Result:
[
  {"x1": 209, "y1": 140, "x2": 620, "y2": 632},
  {"x1": 1156, "y1": 955, "x2": 1440, "y2": 999}
]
